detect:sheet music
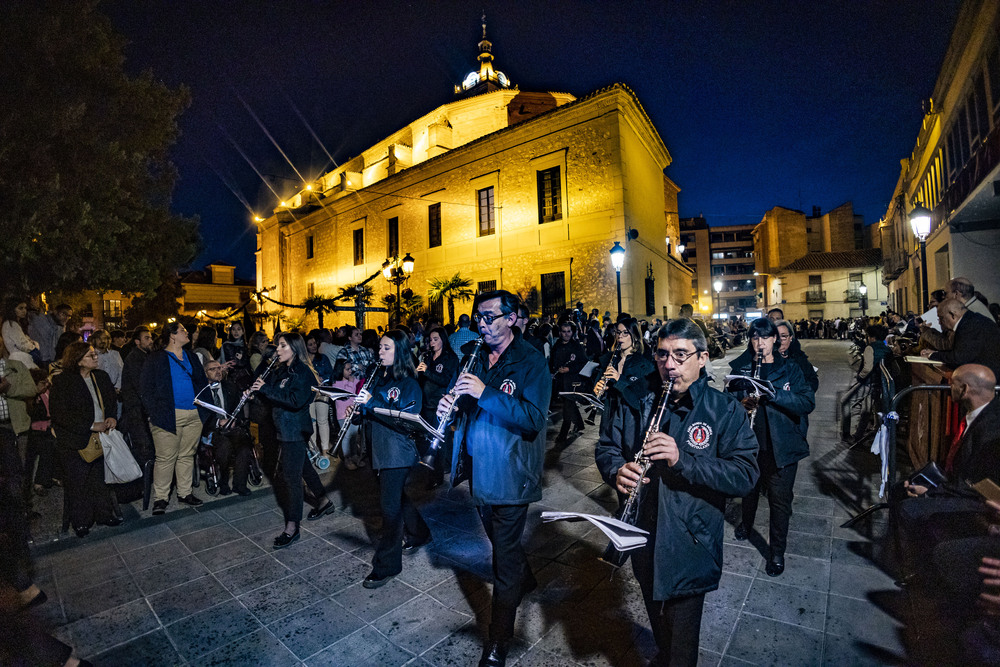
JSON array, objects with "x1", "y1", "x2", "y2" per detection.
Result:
[
  {"x1": 313, "y1": 386, "x2": 358, "y2": 401},
  {"x1": 558, "y1": 391, "x2": 604, "y2": 410},
  {"x1": 540, "y1": 511, "x2": 648, "y2": 551},
  {"x1": 193, "y1": 398, "x2": 229, "y2": 417},
  {"x1": 371, "y1": 407, "x2": 444, "y2": 439},
  {"x1": 724, "y1": 374, "x2": 776, "y2": 399}
]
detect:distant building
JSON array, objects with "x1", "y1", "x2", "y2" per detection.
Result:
[
  {"x1": 772, "y1": 249, "x2": 883, "y2": 320},
  {"x1": 678, "y1": 219, "x2": 755, "y2": 319},
  {"x1": 179, "y1": 263, "x2": 255, "y2": 319},
  {"x1": 879, "y1": 0, "x2": 1000, "y2": 313},
  {"x1": 254, "y1": 25, "x2": 691, "y2": 329}
]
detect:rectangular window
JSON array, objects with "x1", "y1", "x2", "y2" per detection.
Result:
[
  {"x1": 540, "y1": 271, "x2": 566, "y2": 316},
  {"x1": 808, "y1": 275, "x2": 822, "y2": 285},
  {"x1": 387, "y1": 217, "x2": 399, "y2": 257},
  {"x1": 430, "y1": 297, "x2": 444, "y2": 322},
  {"x1": 974, "y1": 72, "x2": 989, "y2": 144},
  {"x1": 353, "y1": 228, "x2": 364, "y2": 266},
  {"x1": 307, "y1": 282, "x2": 315, "y2": 298},
  {"x1": 306, "y1": 235, "x2": 314, "y2": 259},
  {"x1": 849, "y1": 272, "x2": 863, "y2": 283},
  {"x1": 644, "y1": 276, "x2": 655, "y2": 316},
  {"x1": 477, "y1": 187, "x2": 495, "y2": 236},
  {"x1": 537, "y1": 166, "x2": 562, "y2": 224},
  {"x1": 428, "y1": 203, "x2": 442, "y2": 248},
  {"x1": 477, "y1": 280, "x2": 497, "y2": 294},
  {"x1": 102, "y1": 299, "x2": 122, "y2": 319}
]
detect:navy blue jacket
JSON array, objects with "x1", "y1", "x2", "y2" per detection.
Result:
[
  {"x1": 362, "y1": 370, "x2": 422, "y2": 469},
  {"x1": 140, "y1": 349, "x2": 208, "y2": 433},
  {"x1": 418, "y1": 349, "x2": 459, "y2": 422},
  {"x1": 256, "y1": 358, "x2": 318, "y2": 442},
  {"x1": 450, "y1": 331, "x2": 551, "y2": 505},
  {"x1": 596, "y1": 373, "x2": 758, "y2": 600}
]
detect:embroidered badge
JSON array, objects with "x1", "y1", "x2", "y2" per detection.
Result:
[
  {"x1": 783, "y1": 382, "x2": 790, "y2": 391},
  {"x1": 280, "y1": 378, "x2": 289, "y2": 388},
  {"x1": 570, "y1": 354, "x2": 576, "y2": 361},
  {"x1": 687, "y1": 422, "x2": 713, "y2": 450},
  {"x1": 629, "y1": 376, "x2": 638, "y2": 382},
  {"x1": 499, "y1": 379, "x2": 516, "y2": 395},
  {"x1": 387, "y1": 387, "x2": 400, "y2": 401},
  {"x1": 435, "y1": 363, "x2": 443, "y2": 373}
]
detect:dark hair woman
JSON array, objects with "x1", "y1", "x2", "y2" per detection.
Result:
[
  {"x1": 250, "y1": 332, "x2": 333, "y2": 549},
  {"x1": 2, "y1": 298, "x2": 40, "y2": 369},
  {"x1": 192, "y1": 324, "x2": 218, "y2": 368},
  {"x1": 353, "y1": 328, "x2": 430, "y2": 588},
  {"x1": 49, "y1": 342, "x2": 121, "y2": 537},
  {"x1": 415, "y1": 326, "x2": 459, "y2": 487},
  {"x1": 593, "y1": 317, "x2": 656, "y2": 414}
]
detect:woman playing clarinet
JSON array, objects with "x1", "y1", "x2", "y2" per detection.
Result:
[
  {"x1": 593, "y1": 318, "x2": 655, "y2": 415},
  {"x1": 415, "y1": 326, "x2": 459, "y2": 488},
  {"x1": 354, "y1": 329, "x2": 431, "y2": 588}
]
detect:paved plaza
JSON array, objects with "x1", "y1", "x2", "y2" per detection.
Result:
[{"x1": 24, "y1": 340, "x2": 907, "y2": 666}]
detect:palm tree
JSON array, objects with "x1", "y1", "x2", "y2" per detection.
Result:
[
  {"x1": 380, "y1": 291, "x2": 423, "y2": 325},
  {"x1": 427, "y1": 273, "x2": 475, "y2": 326},
  {"x1": 303, "y1": 294, "x2": 335, "y2": 328},
  {"x1": 335, "y1": 283, "x2": 375, "y2": 328}
]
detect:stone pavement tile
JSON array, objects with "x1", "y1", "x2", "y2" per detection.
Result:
[
  {"x1": 425, "y1": 570, "x2": 492, "y2": 616},
  {"x1": 148, "y1": 574, "x2": 234, "y2": 625},
  {"x1": 742, "y1": 578, "x2": 828, "y2": 631},
  {"x1": 725, "y1": 613, "x2": 823, "y2": 666},
  {"x1": 195, "y1": 537, "x2": 267, "y2": 572},
  {"x1": 533, "y1": 596, "x2": 638, "y2": 665},
  {"x1": 178, "y1": 524, "x2": 243, "y2": 553},
  {"x1": 421, "y1": 625, "x2": 530, "y2": 667},
  {"x1": 268, "y1": 596, "x2": 365, "y2": 660},
  {"x1": 705, "y1": 572, "x2": 753, "y2": 609},
  {"x1": 305, "y1": 625, "x2": 415, "y2": 667},
  {"x1": 121, "y1": 537, "x2": 191, "y2": 574},
  {"x1": 828, "y1": 561, "x2": 896, "y2": 600},
  {"x1": 62, "y1": 572, "x2": 143, "y2": 623},
  {"x1": 698, "y1": 649, "x2": 723, "y2": 667},
  {"x1": 91, "y1": 628, "x2": 182, "y2": 666},
  {"x1": 110, "y1": 522, "x2": 176, "y2": 553},
  {"x1": 67, "y1": 598, "x2": 160, "y2": 658},
  {"x1": 332, "y1": 577, "x2": 421, "y2": 622},
  {"x1": 300, "y1": 551, "x2": 371, "y2": 595},
  {"x1": 372, "y1": 593, "x2": 471, "y2": 655},
  {"x1": 723, "y1": 543, "x2": 764, "y2": 577},
  {"x1": 830, "y1": 537, "x2": 883, "y2": 569},
  {"x1": 784, "y1": 531, "x2": 832, "y2": 560},
  {"x1": 787, "y1": 512, "x2": 833, "y2": 537},
  {"x1": 199, "y1": 627, "x2": 301, "y2": 667},
  {"x1": 39, "y1": 537, "x2": 118, "y2": 570},
  {"x1": 755, "y1": 553, "x2": 830, "y2": 593},
  {"x1": 229, "y1": 509, "x2": 285, "y2": 537},
  {"x1": 826, "y1": 593, "x2": 905, "y2": 653},
  {"x1": 792, "y1": 495, "x2": 836, "y2": 517},
  {"x1": 56, "y1": 553, "x2": 130, "y2": 594},
  {"x1": 28, "y1": 588, "x2": 67, "y2": 628},
  {"x1": 165, "y1": 598, "x2": 262, "y2": 661},
  {"x1": 238, "y1": 574, "x2": 325, "y2": 625},
  {"x1": 211, "y1": 495, "x2": 276, "y2": 521},
  {"x1": 132, "y1": 554, "x2": 210, "y2": 596},
  {"x1": 395, "y1": 547, "x2": 460, "y2": 592},
  {"x1": 269, "y1": 535, "x2": 343, "y2": 572},
  {"x1": 166, "y1": 507, "x2": 226, "y2": 536},
  {"x1": 213, "y1": 553, "x2": 292, "y2": 596},
  {"x1": 832, "y1": 515, "x2": 890, "y2": 542},
  {"x1": 311, "y1": 513, "x2": 375, "y2": 553},
  {"x1": 698, "y1": 603, "x2": 740, "y2": 655},
  {"x1": 822, "y1": 632, "x2": 906, "y2": 666},
  {"x1": 533, "y1": 559, "x2": 607, "y2": 605}
]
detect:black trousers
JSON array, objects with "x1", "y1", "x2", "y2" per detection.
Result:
[
  {"x1": 0, "y1": 427, "x2": 31, "y2": 592},
  {"x1": 24, "y1": 430, "x2": 56, "y2": 488},
  {"x1": 61, "y1": 447, "x2": 116, "y2": 530},
  {"x1": 741, "y1": 451, "x2": 797, "y2": 557},
  {"x1": 276, "y1": 440, "x2": 326, "y2": 524},
  {"x1": 371, "y1": 466, "x2": 430, "y2": 578},
  {"x1": 479, "y1": 503, "x2": 535, "y2": 642},
  {"x1": 558, "y1": 395, "x2": 584, "y2": 437},
  {"x1": 211, "y1": 431, "x2": 252, "y2": 493}
]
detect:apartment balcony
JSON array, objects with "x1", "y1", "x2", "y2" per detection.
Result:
[
  {"x1": 804, "y1": 289, "x2": 826, "y2": 303},
  {"x1": 843, "y1": 290, "x2": 861, "y2": 303},
  {"x1": 882, "y1": 249, "x2": 909, "y2": 283},
  {"x1": 944, "y1": 119, "x2": 1000, "y2": 216}
]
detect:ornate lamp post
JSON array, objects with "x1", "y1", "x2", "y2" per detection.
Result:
[
  {"x1": 610, "y1": 241, "x2": 626, "y2": 316},
  {"x1": 382, "y1": 252, "x2": 415, "y2": 326},
  {"x1": 859, "y1": 283, "x2": 868, "y2": 320},
  {"x1": 909, "y1": 205, "x2": 932, "y2": 311}
]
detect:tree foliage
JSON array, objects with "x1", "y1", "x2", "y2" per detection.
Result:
[
  {"x1": 0, "y1": 0, "x2": 199, "y2": 295},
  {"x1": 123, "y1": 272, "x2": 184, "y2": 329},
  {"x1": 427, "y1": 273, "x2": 475, "y2": 326}
]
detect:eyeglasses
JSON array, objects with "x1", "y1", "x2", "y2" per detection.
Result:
[
  {"x1": 778, "y1": 333, "x2": 792, "y2": 340},
  {"x1": 653, "y1": 348, "x2": 699, "y2": 363},
  {"x1": 473, "y1": 310, "x2": 509, "y2": 326},
  {"x1": 616, "y1": 329, "x2": 630, "y2": 336}
]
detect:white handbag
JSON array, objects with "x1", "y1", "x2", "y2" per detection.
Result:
[{"x1": 101, "y1": 429, "x2": 143, "y2": 484}]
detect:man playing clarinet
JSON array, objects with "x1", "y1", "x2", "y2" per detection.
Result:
[
  {"x1": 436, "y1": 290, "x2": 550, "y2": 667},
  {"x1": 596, "y1": 319, "x2": 758, "y2": 666}
]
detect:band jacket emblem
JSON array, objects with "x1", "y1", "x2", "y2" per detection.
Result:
[
  {"x1": 499, "y1": 379, "x2": 516, "y2": 395},
  {"x1": 435, "y1": 363, "x2": 443, "y2": 373},
  {"x1": 387, "y1": 386, "x2": 400, "y2": 402},
  {"x1": 687, "y1": 422, "x2": 713, "y2": 450}
]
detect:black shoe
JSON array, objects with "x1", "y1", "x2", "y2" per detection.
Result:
[
  {"x1": 734, "y1": 523, "x2": 749, "y2": 541},
  {"x1": 235, "y1": 489, "x2": 252, "y2": 497},
  {"x1": 478, "y1": 640, "x2": 509, "y2": 667},
  {"x1": 219, "y1": 486, "x2": 232, "y2": 496},
  {"x1": 99, "y1": 516, "x2": 124, "y2": 527},
  {"x1": 362, "y1": 571, "x2": 395, "y2": 589},
  {"x1": 402, "y1": 535, "x2": 432, "y2": 554},
  {"x1": 273, "y1": 529, "x2": 300, "y2": 549},
  {"x1": 152, "y1": 500, "x2": 168, "y2": 515},
  {"x1": 307, "y1": 501, "x2": 335, "y2": 521},
  {"x1": 766, "y1": 554, "x2": 785, "y2": 577},
  {"x1": 178, "y1": 494, "x2": 203, "y2": 507},
  {"x1": 74, "y1": 526, "x2": 89, "y2": 538}
]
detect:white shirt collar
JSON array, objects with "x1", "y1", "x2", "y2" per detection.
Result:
[{"x1": 966, "y1": 402, "x2": 988, "y2": 431}]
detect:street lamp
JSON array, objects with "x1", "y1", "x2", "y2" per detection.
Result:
[
  {"x1": 610, "y1": 241, "x2": 626, "y2": 316},
  {"x1": 383, "y1": 252, "x2": 415, "y2": 326},
  {"x1": 859, "y1": 283, "x2": 868, "y2": 320},
  {"x1": 909, "y1": 204, "x2": 932, "y2": 310},
  {"x1": 713, "y1": 279, "x2": 723, "y2": 320}
]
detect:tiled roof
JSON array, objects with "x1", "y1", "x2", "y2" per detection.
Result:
[{"x1": 781, "y1": 248, "x2": 882, "y2": 272}]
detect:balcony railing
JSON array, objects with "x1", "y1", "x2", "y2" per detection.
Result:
[
  {"x1": 843, "y1": 290, "x2": 861, "y2": 303},
  {"x1": 944, "y1": 119, "x2": 1000, "y2": 215},
  {"x1": 882, "y1": 249, "x2": 909, "y2": 283},
  {"x1": 805, "y1": 289, "x2": 826, "y2": 303}
]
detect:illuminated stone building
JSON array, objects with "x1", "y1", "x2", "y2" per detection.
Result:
[{"x1": 254, "y1": 26, "x2": 691, "y2": 328}]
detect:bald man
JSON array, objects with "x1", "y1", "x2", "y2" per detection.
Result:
[
  {"x1": 921, "y1": 298, "x2": 1000, "y2": 380},
  {"x1": 947, "y1": 276, "x2": 993, "y2": 320}
]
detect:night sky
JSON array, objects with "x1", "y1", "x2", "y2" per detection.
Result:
[{"x1": 104, "y1": 0, "x2": 963, "y2": 280}]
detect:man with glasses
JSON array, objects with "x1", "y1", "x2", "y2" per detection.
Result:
[
  {"x1": 436, "y1": 290, "x2": 550, "y2": 667},
  {"x1": 551, "y1": 321, "x2": 589, "y2": 443},
  {"x1": 596, "y1": 319, "x2": 758, "y2": 666}
]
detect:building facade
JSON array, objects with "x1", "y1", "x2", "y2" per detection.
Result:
[
  {"x1": 255, "y1": 34, "x2": 691, "y2": 329},
  {"x1": 769, "y1": 250, "x2": 883, "y2": 321},
  {"x1": 179, "y1": 263, "x2": 255, "y2": 319},
  {"x1": 678, "y1": 218, "x2": 756, "y2": 319},
  {"x1": 880, "y1": 0, "x2": 1000, "y2": 314}
]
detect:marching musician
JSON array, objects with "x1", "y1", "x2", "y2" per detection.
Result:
[
  {"x1": 201, "y1": 359, "x2": 253, "y2": 496},
  {"x1": 592, "y1": 317, "x2": 655, "y2": 415},
  {"x1": 551, "y1": 321, "x2": 589, "y2": 443},
  {"x1": 354, "y1": 329, "x2": 431, "y2": 589},
  {"x1": 436, "y1": 290, "x2": 551, "y2": 667},
  {"x1": 249, "y1": 332, "x2": 333, "y2": 550},
  {"x1": 415, "y1": 326, "x2": 459, "y2": 488},
  {"x1": 728, "y1": 317, "x2": 815, "y2": 577},
  {"x1": 596, "y1": 319, "x2": 758, "y2": 666}
]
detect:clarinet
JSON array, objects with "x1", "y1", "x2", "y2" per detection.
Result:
[
  {"x1": 330, "y1": 364, "x2": 383, "y2": 455},
  {"x1": 420, "y1": 336, "x2": 485, "y2": 469},
  {"x1": 586, "y1": 338, "x2": 622, "y2": 423},
  {"x1": 602, "y1": 377, "x2": 674, "y2": 567},
  {"x1": 220, "y1": 354, "x2": 280, "y2": 434},
  {"x1": 748, "y1": 348, "x2": 763, "y2": 428}
]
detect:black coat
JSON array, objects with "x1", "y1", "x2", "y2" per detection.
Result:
[
  {"x1": 199, "y1": 379, "x2": 243, "y2": 434},
  {"x1": 418, "y1": 349, "x2": 459, "y2": 420},
  {"x1": 950, "y1": 397, "x2": 1000, "y2": 486},
  {"x1": 596, "y1": 373, "x2": 759, "y2": 600},
  {"x1": 140, "y1": 349, "x2": 208, "y2": 433},
  {"x1": 596, "y1": 349, "x2": 656, "y2": 412},
  {"x1": 255, "y1": 359, "x2": 318, "y2": 442},
  {"x1": 929, "y1": 311, "x2": 1000, "y2": 380},
  {"x1": 362, "y1": 370, "x2": 422, "y2": 469},
  {"x1": 50, "y1": 370, "x2": 118, "y2": 451},
  {"x1": 550, "y1": 338, "x2": 588, "y2": 392},
  {"x1": 729, "y1": 350, "x2": 815, "y2": 468},
  {"x1": 782, "y1": 339, "x2": 819, "y2": 393}
]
